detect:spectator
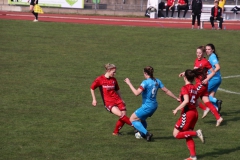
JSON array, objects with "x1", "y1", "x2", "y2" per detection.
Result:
[
  {"x1": 166, "y1": 0, "x2": 175, "y2": 18},
  {"x1": 177, "y1": 0, "x2": 189, "y2": 18},
  {"x1": 28, "y1": 0, "x2": 39, "y2": 22},
  {"x1": 191, "y1": 0, "x2": 203, "y2": 29},
  {"x1": 218, "y1": 0, "x2": 226, "y2": 12},
  {"x1": 210, "y1": 1, "x2": 223, "y2": 30},
  {"x1": 158, "y1": 1, "x2": 166, "y2": 18}
]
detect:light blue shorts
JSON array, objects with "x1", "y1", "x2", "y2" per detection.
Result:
[
  {"x1": 208, "y1": 78, "x2": 222, "y2": 93},
  {"x1": 135, "y1": 104, "x2": 157, "y2": 121}
]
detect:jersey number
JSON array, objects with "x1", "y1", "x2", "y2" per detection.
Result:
[
  {"x1": 190, "y1": 95, "x2": 196, "y2": 104},
  {"x1": 151, "y1": 88, "x2": 157, "y2": 98}
]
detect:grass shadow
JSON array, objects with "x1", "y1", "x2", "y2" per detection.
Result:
[{"x1": 198, "y1": 146, "x2": 240, "y2": 159}]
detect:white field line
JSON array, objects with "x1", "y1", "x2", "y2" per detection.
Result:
[
  {"x1": 218, "y1": 88, "x2": 240, "y2": 95},
  {"x1": 4, "y1": 13, "x2": 240, "y2": 25},
  {"x1": 222, "y1": 75, "x2": 240, "y2": 79},
  {"x1": 219, "y1": 75, "x2": 240, "y2": 95}
]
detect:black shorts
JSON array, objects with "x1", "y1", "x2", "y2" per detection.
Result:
[{"x1": 30, "y1": 0, "x2": 38, "y2": 5}]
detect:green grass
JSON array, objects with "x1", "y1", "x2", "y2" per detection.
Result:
[{"x1": 0, "y1": 19, "x2": 240, "y2": 160}]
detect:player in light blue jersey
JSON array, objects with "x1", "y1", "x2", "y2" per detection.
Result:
[
  {"x1": 124, "y1": 66, "x2": 179, "y2": 141},
  {"x1": 206, "y1": 44, "x2": 222, "y2": 112}
]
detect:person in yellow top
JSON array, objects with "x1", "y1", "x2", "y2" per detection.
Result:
[{"x1": 218, "y1": 0, "x2": 226, "y2": 11}]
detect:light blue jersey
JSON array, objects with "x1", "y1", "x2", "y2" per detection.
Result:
[
  {"x1": 208, "y1": 53, "x2": 222, "y2": 108},
  {"x1": 140, "y1": 78, "x2": 164, "y2": 108},
  {"x1": 133, "y1": 78, "x2": 164, "y2": 135},
  {"x1": 208, "y1": 53, "x2": 221, "y2": 79}
]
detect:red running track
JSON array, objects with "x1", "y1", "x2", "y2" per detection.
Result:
[{"x1": 0, "y1": 11, "x2": 240, "y2": 30}]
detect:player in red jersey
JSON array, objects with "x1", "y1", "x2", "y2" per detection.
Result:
[
  {"x1": 90, "y1": 63, "x2": 132, "y2": 135},
  {"x1": 179, "y1": 46, "x2": 223, "y2": 127},
  {"x1": 173, "y1": 68, "x2": 205, "y2": 160}
]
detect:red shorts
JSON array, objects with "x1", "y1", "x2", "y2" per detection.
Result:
[
  {"x1": 175, "y1": 109, "x2": 198, "y2": 131},
  {"x1": 195, "y1": 83, "x2": 209, "y2": 98},
  {"x1": 104, "y1": 99, "x2": 126, "y2": 112}
]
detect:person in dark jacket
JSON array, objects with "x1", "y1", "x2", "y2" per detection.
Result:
[
  {"x1": 210, "y1": 1, "x2": 223, "y2": 30},
  {"x1": 191, "y1": 0, "x2": 202, "y2": 29}
]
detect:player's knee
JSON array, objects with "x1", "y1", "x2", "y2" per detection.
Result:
[
  {"x1": 173, "y1": 128, "x2": 179, "y2": 138},
  {"x1": 129, "y1": 116, "x2": 134, "y2": 122},
  {"x1": 120, "y1": 113, "x2": 126, "y2": 118},
  {"x1": 130, "y1": 115, "x2": 138, "y2": 122},
  {"x1": 173, "y1": 132, "x2": 177, "y2": 138}
]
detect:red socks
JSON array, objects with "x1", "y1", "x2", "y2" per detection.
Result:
[
  {"x1": 204, "y1": 102, "x2": 221, "y2": 120},
  {"x1": 186, "y1": 137, "x2": 196, "y2": 156},
  {"x1": 199, "y1": 102, "x2": 207, "y2": 110},
  {"x1": 113, "y1": 115, "x2": 132, "y2": 134},
  {"x1": 175, "y1": 132, "x2": 196, "y2": 156},
  {"x1": 113, "y1": 120, "x2": 124, "y2": 134},
  {"x1": 120, "y1": 115, "x2": 132, "y2": 126},
  {"x1": 176, "y1": 131, "x2": 197, "y2": 139}
]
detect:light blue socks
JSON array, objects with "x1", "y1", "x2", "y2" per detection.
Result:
[
  {"x1": 209, "y1": 95, "x2": 218, "y2": 108},
  {"x1": 132, "y1": 121, "x2": 147, "y2": 135}
]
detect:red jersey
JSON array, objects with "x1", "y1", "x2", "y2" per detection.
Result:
[
  {"x1": 194, "y1": 58, "x2": 212, "y2": 84},
  {"x1": 214, "y1": 7, "x2": 218, "y2": 17},
  {"x1": 180, "y1": 84, "x2": 198, "y2": 111},
  {"x1": 167, "y1": 0, "x2": 174, "y2": 6},
  {"x1": 178, "y1": 0, "x2": 186, "y2": 5},
  {"x1": 91, "y1": 75, "x2": 121, "y2": 104}
]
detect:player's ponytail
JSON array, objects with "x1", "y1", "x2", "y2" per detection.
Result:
[
  {"x1": 185, "y1": 68, "x2": 206, "y2": 83},
  {"x1": 144, "y1": 66, "x2": 155, "y2": 81},
  {"x1": 144, "y1": 66, "x2": 159, "y2": 86}
]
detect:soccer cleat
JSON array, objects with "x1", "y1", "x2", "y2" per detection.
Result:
[
  {"x1": 184, "y1": 156, "x2": 197, "y2": 160},
  {"x1": 196, "y1": 129, "x2": 204, "y2": 144},
  {"x1": 141, "y1": 133, "x2": 146, "y2": 139},
  {"x1": 146, "y1": 132, "x2": 153, "y2": 142},
  {"x1": 212, "y1": 27, "x2": 215, "y2": 30},
  {"x1": 202, "y1": 107, "x2": 210, "y2": 119},
  {"x1": 112, "y1": 132, "x2": 122, "y2": 136},
  {"x1": 217, "y1": 100, "x2": 222, "y2": 113},
  {"x1": 33, "y1": 19, "x2": 38, "y2": 22},
  {"x1": 216, "y1": 117, "x2": 223, "y2": 127}
]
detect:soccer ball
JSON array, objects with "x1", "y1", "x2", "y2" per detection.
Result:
[
  {"x1": 135, "y1": 132, "x2": 142, "y2": 139},
  {"x1": 150, "y1": 7, "x2": 157, "y2": 12}
]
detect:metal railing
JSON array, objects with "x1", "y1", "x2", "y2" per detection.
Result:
[{"x1": 88, "y1": 0, "x2": 239, "y2": 11}]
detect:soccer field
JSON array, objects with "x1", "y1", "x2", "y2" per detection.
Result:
[{"x1": 0, "y1": 19, "x2": 240, "y2": 160}]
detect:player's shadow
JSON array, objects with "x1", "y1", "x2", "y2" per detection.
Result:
[
  {"x1": 126, "y1": 128, "x2": 173, "y2": 141},
  {"x1": 197, "y1": 146, "x2": 240, "y2": 159},
  {"x1": 152, "y1": 135, "x2": 173, "y2": 140},
  {"x1": 221, "y1": 109, "x2": 240, "y2": 121},
  {"x1": 203, "y1": 109, "x2": 240, "y2": 126},
  {"x1": 126, "y1": 128, "x2": 164, "y2": 135}
]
